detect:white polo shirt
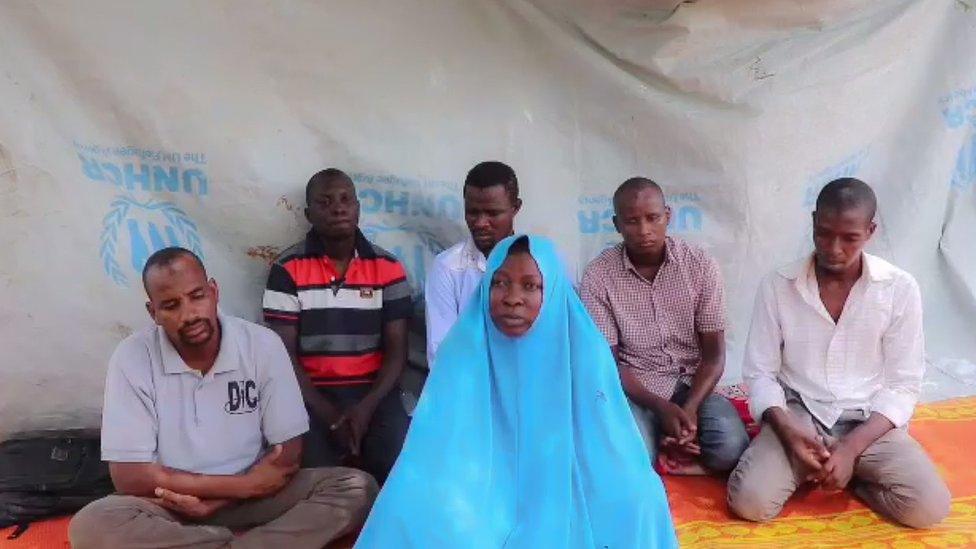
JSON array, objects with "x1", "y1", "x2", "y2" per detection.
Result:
[
  {"x1": 424, "y1": 238, "x2": 487, "y2": 365},
  {"x1": 101, "y1": 314, "x2": 309, "y2": 475},
  {"x1": 743, "y1": 253, "x2": 925, "y2": 429}
]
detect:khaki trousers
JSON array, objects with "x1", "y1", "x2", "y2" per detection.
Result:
[
  {"x1": 69, "y1": 467, "x2": 377, "y2": 549},
  {"x1": 727, "y1": 395, "x2": 950, "y2": 529}
]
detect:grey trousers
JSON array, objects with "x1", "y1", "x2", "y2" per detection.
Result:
[
  {"x1": 69, "y1": 467, "x2": 377, "y2": 549},
  {"x1": 726, "y1": 396, "x2": 951, "y2": 529}
]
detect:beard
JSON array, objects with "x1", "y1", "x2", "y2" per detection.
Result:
[{"x1": 177, "y1": 318, "x2": 216, "y2": 347}]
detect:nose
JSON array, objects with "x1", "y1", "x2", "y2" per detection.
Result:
[
  {"x1": 827, "y1": 237, "x2": 842, "y2": 256},
  {"x1": 472, "y1": 215, "x2": 491, "y2": 230},
  {"x1": 502, "y1": 287, "x2": 523, "y2": 307},
  {"x1": 637, "y1": 219, "x2": 654, "y2": 236}
]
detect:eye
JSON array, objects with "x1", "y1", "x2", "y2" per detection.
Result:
[
  {"x1": 523, "y1": 282, "x2": 541, "y2": 291},
  {"x1": 490, "y1": 278, "x2": 508, "y2": 289}
]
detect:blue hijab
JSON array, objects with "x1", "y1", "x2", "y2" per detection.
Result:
[{"x1": 355, "y1": 235, "x2": 677, "y2": 548}]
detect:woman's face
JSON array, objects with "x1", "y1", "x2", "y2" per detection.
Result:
[{"x1": 489, "y1": 251, "x2": 544, "y2": 337}]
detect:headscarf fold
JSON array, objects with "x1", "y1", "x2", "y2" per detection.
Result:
[{"x1": 356, "y1": 235, "x2": 677, "y2": 548}]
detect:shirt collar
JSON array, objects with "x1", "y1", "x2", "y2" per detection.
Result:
[
  {"x1": 304, "y1": 229, "x2": 373, "y2": 260},
  {"x1": 620, "y1": 236, "x2": 675, "y2": 274},
  {"x1": 776, "y1": 252, "x2": 894, "y2": 283},
  {"x1": 456, "y1": 237, "x2": 488, "y2": 272},
  {"x1": 160, "y1": 313, "x2": 239, "y2": 377}
]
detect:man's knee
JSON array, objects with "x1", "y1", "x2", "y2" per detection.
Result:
[
  {"x1": 698, "y1": 399, "x2": 750, "y2": 472},
  {"x1": 892, "y1": 481, "x2": 951, "y2": 529},
  {"x1": 702, "y1": 422, "x2": 749, "y2": 472},
  {"x1": 69, "y1": 496, "x2": 133, "y2": 549},
  {"x1": 728, "y1": 480, "x2": 783, "y2": 522},
  {"x1": 312, "y1": 467, "x2": 379, "y2": 512}
]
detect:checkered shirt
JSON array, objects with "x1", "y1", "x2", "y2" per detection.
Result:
[{"x1": 580, "y1": 237, "x2": 726, "y2": 400}]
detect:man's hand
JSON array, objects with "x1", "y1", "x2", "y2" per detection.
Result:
[
  {"x1": 241, "y1": 444, "x2": 299, "y2": 499},
  {"x1": 151, "y1": 488, "x2": 230, "y2": 520},
  {"x1": 657, "y1": 401, "x2": 697, "y2": 445},
  {"x1": 332, "y1": 399, "x2": 377, "y2": 456},
  {"x1": 815, "y1": 441, "x2": 857, "y2": 491},
  {"x1": 783, "y1": 430, "x2": 831, "y2": 480}
]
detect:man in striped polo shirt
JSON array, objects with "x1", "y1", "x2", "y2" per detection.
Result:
[{"x1": 263, "y1": 168, "x2": 412, "y2": 483}]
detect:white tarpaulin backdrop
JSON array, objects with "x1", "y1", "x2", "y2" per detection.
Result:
[{"x1": 1, "y1": 1, "x2": 975, "y2": 437}]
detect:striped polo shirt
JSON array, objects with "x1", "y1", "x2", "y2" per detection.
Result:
[{"x1": 263, "y1": 230, "x2": 412, "y2": 386}]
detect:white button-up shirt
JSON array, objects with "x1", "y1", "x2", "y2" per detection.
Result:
[
  {"x1": 425, "y1": 238, "x2": 487, "y2": 365},
  {"x1": 743, "y1": 253, "x2": 924, "y2": 429}
]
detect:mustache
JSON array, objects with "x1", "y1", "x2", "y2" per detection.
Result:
[{"x1": 179, "y1": 319, "x2": 211, "y2": 334}]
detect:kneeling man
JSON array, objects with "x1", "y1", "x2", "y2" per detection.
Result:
[
  {"x1": 727, "y1": 178, "x2": 950, "y2": 528},
  {"x1": 70, "y1": 247, "x2": 376, "y2": 549}
]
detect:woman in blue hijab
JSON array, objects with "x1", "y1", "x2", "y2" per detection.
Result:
[{"x1": 356, "y1": 235, "x2": 677, "y2": 548}]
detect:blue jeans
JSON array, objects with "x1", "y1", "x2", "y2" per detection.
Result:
[{"x1": 629, "y1": 383, "x2": 749, "y2": 472}]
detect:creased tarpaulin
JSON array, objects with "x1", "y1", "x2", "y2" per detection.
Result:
[{"x1": 0, "y1": 0, "x2": 974, "y2": 436}]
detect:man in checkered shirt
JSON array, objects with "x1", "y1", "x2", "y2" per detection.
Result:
[{"x1": 580, "y1": 178, "x2": 749, "y2": 473}]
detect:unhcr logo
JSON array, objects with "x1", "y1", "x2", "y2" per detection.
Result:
[
  {"x1": 939, "y1": 86, "x2": 976, "y2": 191},
  {"x1": 99, "y1": 195, "x2": 203, "y2": 286},
  {"x1": 76, "y1": 142, "x2": 207, "y2": 287}
]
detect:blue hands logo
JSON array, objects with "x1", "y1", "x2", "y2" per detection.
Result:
[
  {"x1": 99, "y1": 194, "x2": 204, "y2": 287},
  {"x1": 951, "y1": 133, "x2": 976, "y2": 191}
]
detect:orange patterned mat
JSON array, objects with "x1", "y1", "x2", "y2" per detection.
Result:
[
  {"x1": 2, "y1": 397, "x2": 975, "y2": 548},
  {"x1": 665, "y1": 397, "x2": 976, "y2": 548}
]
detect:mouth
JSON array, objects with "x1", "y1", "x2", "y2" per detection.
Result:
[
  {"x1": 181, "y1": 321, "x2": 209, "y2": 339},
  {"x1": 497, "y1": 314, "x2": 526, "y2": 327}
]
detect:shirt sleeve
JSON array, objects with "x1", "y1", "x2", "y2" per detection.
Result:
[
  {"x1": 743, "y1": 275, "x2": 788, "y2": 421},
  {"x1": 579, "y1": 265, "x2": 620, "y2": 348},
  {"x1": 424, "y1": 256, "x2": 458, "y2": 366},
  {"x1": 258, "y1": 330, "x2": 310, "y2": 445},
  {"x1": 382, "y1": 260, "x2": 413, "y2": 322},
  {"x1": 695, "y1": 254, "x2": 727, "y2": 333},
  {"x1": 263, "y1": 262, "x2": 300, "y2": 324},
  {"x1": 101, "y1": 341, "x2": 158, "y2": 463},
  {"x1": 870, "y1": 276, "x2": 924, "y2": 428}
]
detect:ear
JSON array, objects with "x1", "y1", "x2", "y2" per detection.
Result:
[
  {"x1": 304, "y1": 207, "x2": 311, "y2": 224},
  {"x1": 866, "y1": 221, "x2": 877, "y2": 238},
  {"x1": 513, "y1": 197, "x2": 523, "y2": 214},
  {"x1": 612, "y1": 214, "x2": 621, "y2": 235},
  {"x1": 209, "y1": 278, "x2": 220, "y2": 302},
  {"x1": 664, "y1": 205, "x2": 672, "y2": 226},
  {"x1": 145, "y1": 300, "x2": 156, "y2": 323}
]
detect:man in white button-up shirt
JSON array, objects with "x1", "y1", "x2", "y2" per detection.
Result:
[
  {"x1": 727, "y1": 179, "x2": 950, "y2": 529},
  {"x1": 425, "y1": 161, "x2": 521, "y2": 364}
]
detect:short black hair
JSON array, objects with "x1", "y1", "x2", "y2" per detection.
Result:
[
  {"x1": 815, "y1": 178, "x2": 877, "y2": 220},
  {"x1": 141, "y1": 247, "x2": 206, "y2": 293},
  {"x1": 463, "y1": 161, "x2": 519, "y2": 205},
  {"x1": 306, "y1": 168, "x2": 355, "y2": 204},
  {"x1": 612, "y1": 177, "x2": 663, "y2": 214},
  {"x1": 506, "y1": 235, "x2": 531, "y2": 257}
]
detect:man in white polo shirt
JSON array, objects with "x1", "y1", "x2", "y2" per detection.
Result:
[
  {"x1": 69, "y1": 247, "x2": 377, "y2": 548},
  {"x1": 727, "y1": 179, "x2": 950, "y2": 528},
  {"x1": 425, "y1": 161, "x2": 522, "y2": 365}
]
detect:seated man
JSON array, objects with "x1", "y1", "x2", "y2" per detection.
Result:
[
  {"x1": 727, "y1": 178, "x2": 951, "y2": 528},
  {"x1": 264, "y1": 168, "x2": 412, "y2": 483},
  {"x1": 69, "y1": 248, "x2": 376, "y2": 549},
  {"x1": 425, "y1": 161, "x2": 522, "y2": 365},
  {"x1": 581, "y1": 177, "x2": 749, "y2": 473}
]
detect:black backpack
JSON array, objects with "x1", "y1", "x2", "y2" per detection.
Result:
[{"x1": 0, "y1": 430, "x2": 114, "y2": 537}]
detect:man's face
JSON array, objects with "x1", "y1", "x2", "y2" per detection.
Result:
[
  {"x1": 613, "y1": 188, "x2": 671, "y2": 258},
  {"x1": 812, "y1": 207, "x2": 876, "y2": 274},
  {"x1": 305, "y1": 178, "x2": 361, "y2": 240},
  {"x1": 464, "y1": 185, "x2": 521, "y2": 256},
  {"x1": 145, "y1": 256, "x2": 220, "y2": 349}
]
